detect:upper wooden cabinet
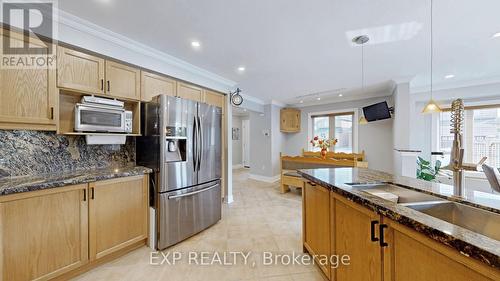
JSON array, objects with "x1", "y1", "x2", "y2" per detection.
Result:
[
  {"x1": 105, "y1": 60, "x2": 141, "y2": 100},
  {"x1": 141, "y1": 70, "x2": 176, "y2": 101},
  {"x1": 203, "y1": 89, "x2": 225, "y2": 109},
  {"x1": 303, "y1": 182, "x2": 331, "y2": 277},
  {"x1": 177, "y1": 82, "x2": 203, "y2": 102},
  {"x1": 280, "y1": 108, "x2": 301, "y2": 133},
  {"x1": 57, "y1": 46, "x2": 105, "y2": 94},
  {"x1": 0, "y1": 184, "x2": 88, "y2": 281},
  {"x1": 89, "y1": 175, "x2": 148, "y2": 261},
  {"x1": 0, "y1": 29, "x2": 57, "y2": 130}
]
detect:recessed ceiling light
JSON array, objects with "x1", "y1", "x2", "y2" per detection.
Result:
[
  {"x1": 338, "y1": 94, "x2": 343, "y2": 97},
  {"x1": 445, "y1": 74, "x2": 455, "y2": 79},
  {"x1": 491, "y1": 32, "x2": 500, "y2": 39},
  {"x1": 299, "y1": 100, "x2": 304, "y2": 103},
  {"x1": 191, "y1": 41, "x2": 201, "y2": 48},
  {"x1": 316, "y1": 97, "x2": 321, "y2": 101},
  {"x1": 243, "y1": 109, "x2": 247, "y2": 112},
  {"x1": 237, "y1": 66, "x2": 246, "y2": 72}
]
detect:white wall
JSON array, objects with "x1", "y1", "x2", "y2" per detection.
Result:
[
  {"x1": 232, "y1": 116, "x2": 243, "y2": 167},
  {"x1": 282, "y1": 96, "x2": 394, "y2": 173}
]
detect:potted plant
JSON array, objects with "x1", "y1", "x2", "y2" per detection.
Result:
[{"x1": 416, "y1": 157, "x2": 442, "y2": 181}]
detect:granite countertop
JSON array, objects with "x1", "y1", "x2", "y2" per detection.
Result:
[
  {"x1": 0, "y1": 166, "x2": 152, "y2": 196},
  {"x1": 298, "y1": 167, "x2": 500, "y2": 270}
]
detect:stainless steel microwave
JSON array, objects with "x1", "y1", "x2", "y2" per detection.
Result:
[{"x1": 74, "y1": 103, "x2": 133, "y2": 133}]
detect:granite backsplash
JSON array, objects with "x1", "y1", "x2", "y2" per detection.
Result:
[{"x1": 0, "y1": 130, "x2": 135, "y2": 178}]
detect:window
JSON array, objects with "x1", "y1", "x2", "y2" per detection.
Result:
[
  {"x1": 438, "y1": 106, "x2": 500, "y2": 168},
  {"x1": 311, "y1": 112, "x2": 354, "y2": 153}
]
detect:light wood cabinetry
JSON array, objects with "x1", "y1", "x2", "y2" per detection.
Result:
[
  {"x1": 140, "y1": 70, "x2": 176, "y2": 101},
  {"x1": 303, "y1": 182, "x2": 330, "y2": 277},
  {"x1": 89, "y1": 175, "x2": 148, "y2": 261},
  {"x1": 303, "y1": 183, "x2": 500, "y2": 281},
  {"x1": 0, "y1": 184, "x2": 88, "y2": 281},
  {"x1": 203, "y1": 89, "x2": 225, "y2": 108},
  {"x1": 332, "y1": 194, "x2": 382, "y2": 281},
  {"x1": 280, "y1": 108, "x2": 301, "y2": 133},
  {"x1": 177, "y1": 82, "x2": 203, "y2": 102},
  {"x1": 0, "y1": 29, "x2": 57, "y2": 130},
  {"x1": 57, "y1": 46, "x2": 105, "y2": 94},
  {"x1": 105, "y1": 60, "x2": 141, "y2": 100},
  {"x1": 383, "y1": 219, "x2": 499, "y2": 281}
]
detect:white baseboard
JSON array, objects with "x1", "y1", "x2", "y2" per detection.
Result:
[
  {"x1": 232, "y1": 164, "x2": 244, "y2": 169},
  {"x1": 248, "y1": 173, "x2": 280, "y2": 183}
]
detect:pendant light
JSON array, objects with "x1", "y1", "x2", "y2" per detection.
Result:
[
  {"x1": 422, "y1": 0, "x2": 442, "y2": 114},
  {"x1": 353, "y1": 35, "x2": 369, "y2": 125}
]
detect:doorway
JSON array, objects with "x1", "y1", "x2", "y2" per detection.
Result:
[{"x1": 242, "y1": 119, "x2": 250, "y2": 168}]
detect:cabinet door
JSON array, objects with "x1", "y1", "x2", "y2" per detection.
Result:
[
  {"x1": 177, "y1": 82, "x2": 203, "y2": 102},
  {"x1": 140, "y1": 70, "x2": 176, "y2": 101},
  {"x1": 384, "y1": 220, "x2": 498, "y2": 281},
  {"x1": 280, "y1": 109, "x2": 301, "y2": 133},
  {"x1": 105, "y1": 60, "x2": 141, "y2": 100},
  {"x1": 0, "y1": 184, "x2": 88, "y2": 281},
  {"x1": 0, "y1": 29, "x2": 56, "y2": 130},
  {"x1": 89, "y1": 175, "x2": 148, "y2": 260},
  {"x1": 303, "y1": 182, "x2": 330, "y2": 277},
  {"x1": 203, "y1": 89, "x2": 225, "y2": 108},
  {"x1": 334, "y1": 195, "x2": 382, "y2": 281},
  {"x1": 57, "y1": 46, "x2": 105, "y2": 94}
]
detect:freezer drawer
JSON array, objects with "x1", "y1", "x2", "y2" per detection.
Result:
[{"x1": 157, "y1": 180, "x2": 221, "y2": 250}]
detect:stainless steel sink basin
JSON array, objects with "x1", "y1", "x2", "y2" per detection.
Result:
[
  {"x1": 347, "y1": 183, "x2": 445, "y2": 204},
  {"x1": 406, "y1": 201, "x2": 500, "y2": 241}
]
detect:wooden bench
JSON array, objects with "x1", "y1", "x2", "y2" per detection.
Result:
[{"x1": 280, "y1": 150, "x2": 367, "y2": 193}]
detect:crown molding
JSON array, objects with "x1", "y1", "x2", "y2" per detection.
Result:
[
  {"x1": 410, "y1": 75, "x2": 500, "y2": 94},
  {"x1": 240, "y1": 93, "x2": 266, "y2": 105},
  {"x1": 54, "y1": 9, "x2": 237, "y2": 90}
]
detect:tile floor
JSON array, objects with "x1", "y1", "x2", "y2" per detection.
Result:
[{"x1": 73, "y1": 169, "x2": 326, "y2": 281}]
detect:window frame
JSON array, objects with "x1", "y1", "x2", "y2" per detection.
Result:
[{"x1": 308, "y1": 108, "x2": 359, "y2": 153}]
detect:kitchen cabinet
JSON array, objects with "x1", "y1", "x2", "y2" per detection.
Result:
[
  {"x1": 203, "y1": 89, "x2": 225, "y2": 108},
  {"x1": 332, "y1": 193, "x2": 382, "y2": 281},
  {"x1": 140, "y1": 70, "x2": 176, "y2": 101},
  {"x1": 280, "y1": 108, "x2": 301, "y2": 133},
  {"x1": 57, "y1": 46, "x2": 105, "y2": 94},
  {"x1": 89, "y1": 175, "x2": 148, "y2": 261},
  {"x1": 303, "y1": 181, "x2": 330, "y2": 277},
  {"x1": 0, "y1": 29, "x2": 57, "y2": 131},
  {"x1": 383, "y1": 219, "x2": 499, "y2": 281},
  {"x1": 177, "y1": 82, "x2": 203, "y2": 102},
  {"x1": 105, "y1": 60, "x2": 141, "y2": 100},
  {"x1": 0, "y1": 184, "x2": 88, "y2": 281}
]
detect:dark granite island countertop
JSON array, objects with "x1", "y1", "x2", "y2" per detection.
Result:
[
  {"x1": 0, "y1": 166, "x2": 152, "y2": 196},
  {"x1": 298, "y1": 167, "x2": 500, "y2": 270}
]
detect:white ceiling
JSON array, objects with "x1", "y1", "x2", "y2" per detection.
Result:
[{"x1": 59, "y1": 0, "x2": 500, "y2": 105}]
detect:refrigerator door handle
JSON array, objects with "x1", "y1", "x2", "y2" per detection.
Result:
[
  {"x1": 167, "y1": 182, "x2": 219, "y2": 199},
  {"x1": 192, "y1": 116, "x2": 198, "y2": 172},
  {"x1": 197, "y1": 116, "x2": 203, "y2": 171}
]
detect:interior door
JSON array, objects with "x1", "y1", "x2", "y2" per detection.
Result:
[
  {"x1": 197, "y1": 102, "x2": 222, "y2": 184},
  {"x1": 160, "y1": 95, "x2": 197, "y2": 192}
]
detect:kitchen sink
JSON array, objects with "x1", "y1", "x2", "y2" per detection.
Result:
[
  {"x1": 346, "y1": 183, "x2": 446, "y2": 204},
  {"x1": 406, "y1": 201, "x2": 500, "y2": 241}
]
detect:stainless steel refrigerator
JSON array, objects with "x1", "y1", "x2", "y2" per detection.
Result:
[{"x1": 137, "y1": 94, "x2": 222, "y2": 250}]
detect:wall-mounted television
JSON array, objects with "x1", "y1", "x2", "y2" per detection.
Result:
[{"x1": 363, "y1": 101, "x2": 391, "y2": 122}]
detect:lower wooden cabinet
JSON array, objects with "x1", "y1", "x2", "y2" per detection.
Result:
[
  {"x1": 332, "y1": 194, "x2": 382, "y2": 281},
  {"x1": 383, "y1": 220, "x2": 499, "y2": 281},
  {"x1": 303, "y1": 181, "x2": 330, "y2": 277},
  {"x1": 303, "y1": 183, "x2": 500, "y2": 281},
  {"x1": 89, "y1": 175, "x2": 148, "y2": 261},
  {"x1": 0, "y1": 184, "x2": 88, "y2": 281},
  {"x1": 0, "y1": 175, "x2": 148, "y2": 281}
]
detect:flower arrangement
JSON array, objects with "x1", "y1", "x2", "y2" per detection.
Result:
[{"x1": 310, "y1": 136, "x2": 338, "y2": 159}]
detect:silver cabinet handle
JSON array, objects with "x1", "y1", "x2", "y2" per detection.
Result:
[
  {"x1": 192, "y1": 116, "x2": 198, "y2": 172},
  {"x1": 168, "y1": 183, "x2": 219, "y2": 199},
  {"x1": 197, "y1": 116, "x2": 203, "y2": 170}
]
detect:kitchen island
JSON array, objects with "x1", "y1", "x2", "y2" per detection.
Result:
[{"x1": 298, "y1": 167, "x2": 500, "y2": 281}]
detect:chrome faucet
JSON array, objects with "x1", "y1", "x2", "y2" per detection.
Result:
[{"x1": 442, "y1": 99, "x2": 487, "y2": 197}]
